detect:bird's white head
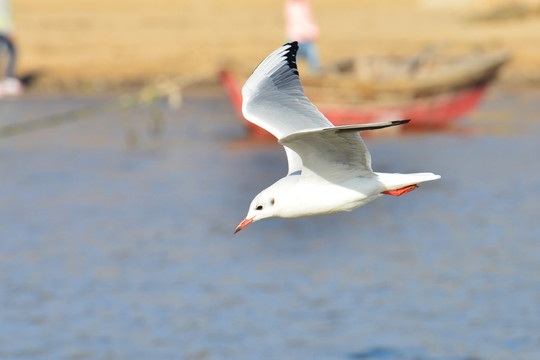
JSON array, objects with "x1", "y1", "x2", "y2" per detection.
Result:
[
  {"x1": 234, "y1": 176, "x2": 301, "y2": 233},
  {"x1": 234, "y1": 188, "x2": 278, "y2": 234}
]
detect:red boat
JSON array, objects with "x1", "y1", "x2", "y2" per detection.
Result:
[{"x1": 220, "y1": 49, "x2": 509, "y2": 138}]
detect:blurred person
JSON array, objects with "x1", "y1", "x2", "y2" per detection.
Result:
[
  {"x1": 284, "y1": 0, "x2": 321, "y2": 73},
  {"x1": 0, "y1": 0, "x2": 22, "y2": 97}
]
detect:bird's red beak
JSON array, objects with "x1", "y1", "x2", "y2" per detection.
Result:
[{"x1": 234, "y1": 217, "x2": 254, "y2": 234}]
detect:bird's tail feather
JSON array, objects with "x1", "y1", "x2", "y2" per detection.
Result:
[{"x1": 376, "y1": 172, "x2": 440, "y2": 191}]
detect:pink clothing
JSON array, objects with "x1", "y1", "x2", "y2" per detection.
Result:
[{"x1": 284, "y1": 0, "x2": 319, "y2": 42}]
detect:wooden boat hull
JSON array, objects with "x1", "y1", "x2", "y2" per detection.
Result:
[{"x1": 219, "y1": 51, "x2": 505, "y2": 138}]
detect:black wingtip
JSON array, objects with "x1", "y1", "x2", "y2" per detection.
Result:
[
  {"x1": 283, "y1": 41, "x2": 299, "y2": 75},
  {"x1": 392, "y1": 119, "x2": 411, "y2": 126}
]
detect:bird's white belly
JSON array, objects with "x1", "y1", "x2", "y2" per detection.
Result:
[{"x1": 278, "y1": 177, "x2": 383, "y2": 218}]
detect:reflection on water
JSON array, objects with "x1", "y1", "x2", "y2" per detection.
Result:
[{"x1": 0, "y1": 89, "x2": 539, "y2": 359}]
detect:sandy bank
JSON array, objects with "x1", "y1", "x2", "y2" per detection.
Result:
[{"x1": 12, "y1": 0, "x2": 540, "y2": 92}]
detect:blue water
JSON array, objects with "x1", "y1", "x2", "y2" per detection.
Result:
[{"x1": 0, "y1": 88, "x2": 539, "y2": 359}]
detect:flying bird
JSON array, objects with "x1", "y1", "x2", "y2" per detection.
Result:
[{"x1": 235, "y1": 42, "x2": 440, "y2": 233}]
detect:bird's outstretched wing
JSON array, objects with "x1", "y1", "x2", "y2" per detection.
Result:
[
  {"x1": 279, "y1": 120, "x2": 410, "y2": 182},
  {"x1": 242, "y1": 42, "x2": 409, "y2": 181},
  {"x1": 242, "y1": 42, "x2": 332, "y2": 175},
  {"x1": 242, "y1": 42, "x2": 332, "y2": 138}
]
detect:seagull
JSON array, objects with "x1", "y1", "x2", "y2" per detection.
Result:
[{"x1": 234, "y1": 42, "x2": 440, "y2": 234}]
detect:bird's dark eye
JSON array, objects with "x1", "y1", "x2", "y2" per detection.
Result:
[
  {"x1": 270, "y1": 198, "x2": 275, "y2": 205},
  {"x1": 256, "y1": 205, "x2": 263, "y2": 211}
]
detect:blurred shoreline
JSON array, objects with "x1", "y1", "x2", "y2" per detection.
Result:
[{"x1": 12, "y1": 0, "x2": 540, "y2": 93}]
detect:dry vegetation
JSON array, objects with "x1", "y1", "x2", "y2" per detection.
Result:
[{"x1": 13, "y1": 0, "x2": 540, "y2": 92}]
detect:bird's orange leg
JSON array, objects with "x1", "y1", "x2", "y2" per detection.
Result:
[{"x1": 382, "y1": 184, "x2": 418, "y2": 196}]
